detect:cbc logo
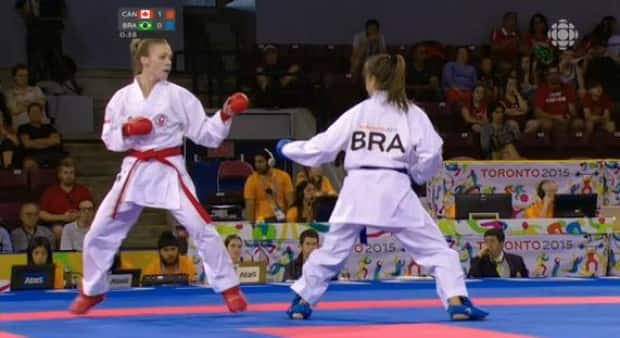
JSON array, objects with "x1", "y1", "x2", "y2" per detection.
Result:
[{"x1": 548, "y1": 19, "x2": 579, "y2": 50}]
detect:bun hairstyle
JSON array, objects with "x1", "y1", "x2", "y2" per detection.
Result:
[
  {"x1": 363, "y1": 53, "x2": 409, "y2": 112},
  {"x1": 129, "y1": 38, "x2": 169, "y2": 75}
]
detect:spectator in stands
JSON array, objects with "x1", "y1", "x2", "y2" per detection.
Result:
[
  {"x1": 490, "y1": 12, "x2": 521, "y2": 72},
  {"x1": 225, "y1": 234, "x2": 243, "y2": 265},
  {"x1": 39, "y1": 158, "x2": 93, "y2": 247},
  {"x1": 500, "y1": 76, "x2": 540, "y2": 133},
  {"x1": 468, "y1": 228, "x2": 528, "y2": 278},
  {"x1": 27, "y1": 236, "x2": 65, "y2": 288},
  {"x1": 255, "y1": 45, "x2": 302, "y2": 108},
  {"x1": 582, "y1": 17, "x2": 620, "y2": 93},
  {"x1": 0, "y1": 225, "x2": 12, "y2": 253},
  {"x1": 558, "y1": 49, "x2": 588, "y2": 99},
  {"x1": 460, "y1": 84, "x2": 488, "y2": 133},
  {"x1": 442, "y1": 47, "x2": 477, "y2": 106},
  {"x1": 477, "y1": 57, "x2": 500, "y2": 102},
  {"x1": 4, "y1": 64, "x2": 47, "y2": 129},
  {"x1": 244, "y1": 149, "x2": 294, "y2": 223},
  {"x1": 350, "y1": 19, "x2": 387, "y2": 82},
  {"x1": 295, "y1": 166, "x2": 337, "y2": 196},
  {"x1": 18, "y1": 102, "x2": 64, "y2": 170},
  {"x1": 583, "y1": 80, "x2": 616, "y2": 138},
  {"x1": 607, "y1": 19, "x2": 620, "y2": 62},
  {"x1": 143, "y1": 231, "x2": 197, "y2": 282},
  {"x1": 59, "y1": 199, "x2": 94, "y2": 251},
  {"x1": 283, "y1": 229, "x2": 319, "y2": 281},
  {"x1": 406, "y1": 44, "x2": 441, "y2": 101},
  {"x1": 37, "y1": 55, "x2": 83, "y2": 96},
  {"x1": 578, "y1": 16, "x2": 617, "y2": 57},
  {"x1": 481, "y1": 104, "x2": 522, "y2": 160},
  {"x1": 11, "y1": 202, "x2": 55, "y2": 252},
  {"x1": 286, "y1": 181, "x2": 318, "y2": 223},
  {"x1": 525, "y1": 179, "x2": 558, "y2": 218},
  {"x1": 519, "y1": 55, "x2": 540, "y2": 100},
  {"x1": 444, "y1": 185, "x2": 481, "y2": 219},
  {"x1": 0, "y1": 97, "x2": 20, "y2": 169},
  {"x1": 523, "y1": 13, "x2": 553, "y2": 62},
  {"x1": 15, "y1": 0, "x2": 66, "y2": 83},
  {"x1": 534, "y1": 65, "x2": 584, "y2": 133}
]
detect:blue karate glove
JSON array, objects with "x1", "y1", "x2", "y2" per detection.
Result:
[{"x1": 276, "y1": 138, "x2": 292, "y2": 159}]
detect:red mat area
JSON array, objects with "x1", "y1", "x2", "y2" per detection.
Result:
[
  {"x1": 246, "y1": 324, "x2": 535, "y2": 338},
  {"x1": 2, "y1": 296, "x2": 619, "y2": 322},
  {"x1": 0, "y1": 332, "x2": 26, "y2": 338}
]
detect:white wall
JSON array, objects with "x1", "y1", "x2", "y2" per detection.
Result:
[
  {"x1": 0, "y1": 0, "x2": 185, "y2": 69},
  {"x1": 256, "y1": 0, "x2": 619, "y2": 45}
]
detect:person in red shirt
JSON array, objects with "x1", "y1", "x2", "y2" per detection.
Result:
[
  {"x1": 490, "y1": 12, "x2": 521, "y2": 71},
  {"x1": 39, "y1": 158, "x2": 93, "y2": 249},
  {"x1": 534, "y1": 65, "x2": 584, "y2": 132},
  {"x1": 460, "y1": 84, "x2": 488, "y2": 133},
  {"x1": 583, "y1": 81, "x2": 616, "y2": 138},
  {"x1": 500, "y1": 76, "x2": 540, "y2": 133},
  {"x1": 523, "y1": 13, "x2": 553, "y2": 58}
]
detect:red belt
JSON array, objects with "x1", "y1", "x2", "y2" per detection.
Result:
[{"x1": 112, "y1": 146, "x2": 212, "y2": 223}]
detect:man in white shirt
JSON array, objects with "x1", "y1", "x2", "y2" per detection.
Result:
[{"x1": 60, "y1": 200, "x2": 94, "y2": 251}]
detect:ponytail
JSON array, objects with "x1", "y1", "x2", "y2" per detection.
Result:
[
  {"x1": 364, "y1": 54, "x2": 409, "y2": 112},
  {"x1": 387, "y1": 54, "x2": 408, "y2": 112}
]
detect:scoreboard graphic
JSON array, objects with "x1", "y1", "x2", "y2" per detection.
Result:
[{"x1": 118, "y1": 8, "x2": 176, "y2": 38}]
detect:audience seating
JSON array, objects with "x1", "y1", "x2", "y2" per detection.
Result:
[
  {"x1": 0, "y1": 202, "x2": 22, "y2": 230},
  {"x1": 441, "y1": 132, "x2": 481, "y2": 159},
  {"x1": 29, "y1": 168, "x2": 57, "y2": 196},
  {"x1": 517, "y1": 132, "x2": 554, "y2": 159},
  {"x1": 217, "y1": 160, "x2": 254, "y2": 194},
  {"x1": 0, "y1": 171, "x2": 28, "y2": 190}
]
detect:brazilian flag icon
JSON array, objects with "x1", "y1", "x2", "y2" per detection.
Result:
[{"x1": 137, "y1": 20, "x2": 154, "y2": 31}]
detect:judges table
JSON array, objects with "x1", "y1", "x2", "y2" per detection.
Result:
[{"x1": 1, "y1": 219, "x2": 619, "y2": 290}]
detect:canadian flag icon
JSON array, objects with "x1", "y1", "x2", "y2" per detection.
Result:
[{"x1": 139, "y1": 9, "x2": 153, "y2": 19}]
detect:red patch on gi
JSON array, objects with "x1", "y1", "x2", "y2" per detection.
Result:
[{"x1": 155, "y1": 114, "x2": 167, "y2": 127}]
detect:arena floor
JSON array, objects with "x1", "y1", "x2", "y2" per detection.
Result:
[{"x1": 1, "y1": 278, "x2": 619, "y2": 338}]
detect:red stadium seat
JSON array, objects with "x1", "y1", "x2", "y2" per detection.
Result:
[
  {"x1": 0, "y1": 202, "x2": 22, "y2": 230},
  {"x1": 596, "y1": 131, "x2": 620, "y2": 157},
  {"x1": 0, "y1": 170, "x2": 28, "y2": 189},
  {"x1": 284, "y1": 44, "x2": 306, "y2": 66},
  {"x1": 442, "y1": 131, "x2": 481, "y2": 159},
  {"x1": 387, "y1": 44, "x2": 410, "y2": 56},
  {"x1": 0, "y1": 170, "x2": 32, "y2": 203},
  {"x1": 517, "y1": 131, "x2": 553, "y2": 159},
  {"x1": 29, "y1": 168, "x2": 58, "y2": 195}
]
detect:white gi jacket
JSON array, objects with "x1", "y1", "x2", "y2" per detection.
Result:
[
  {"x1": 102, "y1": 79, "x2": 230, "y2": 211},
  {"x1": 282, "y1": 91, "x2": 443, "y2": 227}
]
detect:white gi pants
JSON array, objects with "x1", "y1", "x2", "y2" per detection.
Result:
[
  {"x1": 81, "y1": 176, "x2": 239, "y2": 296},
  {"x1": 291, "y1": 211, "x2": 467, "y2": 308}
]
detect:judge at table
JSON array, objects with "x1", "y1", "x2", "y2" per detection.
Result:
[{"x1": 468, "y1": 229, "x2": 529, "y2": 278}]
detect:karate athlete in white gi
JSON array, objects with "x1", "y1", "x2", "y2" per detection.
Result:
[
  {"x1": 276, "y1": 54, "x2": 488, "y2": 321},
  {"x1": 70, "y1": 38, "x2": 249, "y2": 314}
]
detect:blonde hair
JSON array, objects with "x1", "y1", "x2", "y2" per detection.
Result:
[
  {"x1": 129, "y1": 38, "x2": 169, "y2": 75},
  {"x1": 363, "y1": 54, "x2": 409, "y2": 112}
]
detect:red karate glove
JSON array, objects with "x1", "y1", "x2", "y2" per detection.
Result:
[
  {"x1": 221, "y1": 92, "x2": 249, "y2": 122},
  {"x1": 122, "y1": 117, "x2": 153, "y2": 137}
]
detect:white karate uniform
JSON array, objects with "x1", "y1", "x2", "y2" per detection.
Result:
[
  {"x1": 81, "y1": 79, "x2": 239, "y2": 295},
  {"x1": 282, "y1": 91, "x2": 467, "y2": 308}
]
